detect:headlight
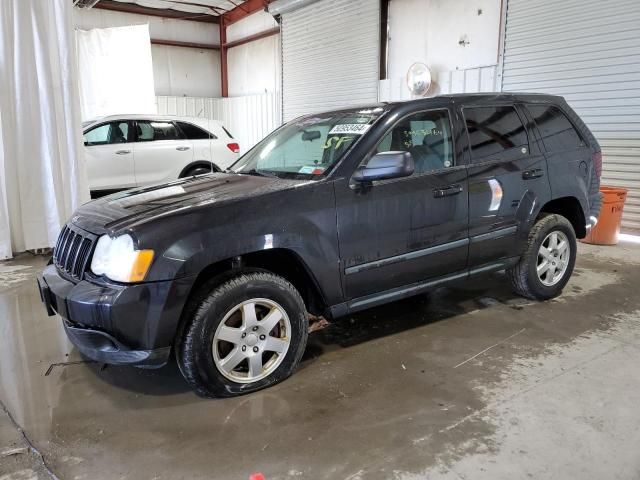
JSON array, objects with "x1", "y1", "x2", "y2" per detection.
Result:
[{"x1": 90, "y1": 234, "x2": 154, "y2": 283}]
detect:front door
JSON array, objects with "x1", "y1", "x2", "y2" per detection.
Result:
[
  {"x1": 460, "y1": 104, "x2": 551, "y2": 268},
  {"x1": 83, "y1": 120, "x2": 136, "y2": 191},
  {"x1": 133, "y1": 120, "x2": 194, "y2": 186},
  {"x1": 336, "y1": 108, "x2": 469, "y2": 300}
]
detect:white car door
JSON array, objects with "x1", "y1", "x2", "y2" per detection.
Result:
[
  {"x1": 133, "y1": 120, "x2": 194, "y2": 186},
  {"x1": 83, "y1": 121, "x2": 136, "y2": 192},
  {"x1": 176, "y1": 119, "x2": 239, "y2": 172}
]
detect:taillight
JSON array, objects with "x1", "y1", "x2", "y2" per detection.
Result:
[
  {"x1": 592, "y1": 151, "x2": 602, "y2": 178},
  {"x1": 227, "y1": 143, "x2": 240, "y2": 154}
]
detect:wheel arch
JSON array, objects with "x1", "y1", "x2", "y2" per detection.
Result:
[
  {"x1": 538, "y1": 196, "x2": 587, "y2": 238},
  {"x1": 176, "y1": 247, "x2": 328, "y2": 332},
  {"x1": 179, "y1": 161, "x2": 220, "y2": 177}
]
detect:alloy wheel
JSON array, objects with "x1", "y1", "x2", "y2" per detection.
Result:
[
  {"x1": 212, "y1": 298, "x2": 291, "y2": 383},
  {"x1": 537, "y1": 230, "x2": 570, "y2": 287}
]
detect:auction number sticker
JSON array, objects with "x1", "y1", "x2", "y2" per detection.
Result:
[{"x1": 329, "y1": 124, "x2": 371, "y2": 135}]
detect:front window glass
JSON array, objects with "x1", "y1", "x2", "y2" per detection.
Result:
[
  {"x1": 83, "y1": 121, "x2": 129, "y2": 146},
  {"x1": 375, "y1": 110, "x2": 454, "y2": 173},
  {"x1": 231, "y1": 109, "x2": 385, "y2": 179}
]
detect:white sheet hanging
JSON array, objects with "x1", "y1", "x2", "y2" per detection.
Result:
[
  {"x1": 0, "y1": 0, "x2": 89, "y2": 259},
  {"x1": 76, "y1": 24, "x2": 157, "y2": 121}
]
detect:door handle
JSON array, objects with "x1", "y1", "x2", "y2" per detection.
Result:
[
  {"x1": 433, "y1": 184, "x2": 463, "y2": 198},
  {"x1": 115, "y1": 149, "x2": 131, "y2": 155},
  {"x1": 176, "y1": 146, "x2": 191, "y2": 151},
  {"x1": 522, "y1": 168, "x2": 544, "y2": 180}
]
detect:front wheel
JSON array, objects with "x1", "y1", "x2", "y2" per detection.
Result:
[
  {"x1": 507, "y1": 214, "x2": 577, "y2": 300},
  {"x1": 176, "y1": 272, "x2": 308, "y2": 398}
]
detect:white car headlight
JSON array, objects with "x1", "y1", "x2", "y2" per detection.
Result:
[{"x1": 90, "y1": 234, "x2": 154, "y2": 283}]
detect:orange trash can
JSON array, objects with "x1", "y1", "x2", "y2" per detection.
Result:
[{"x1": 581, "y1": 186, "x2": 628, "y2": 245}]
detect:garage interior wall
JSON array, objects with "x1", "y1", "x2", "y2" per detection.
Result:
[
  {"x1": 73, "y1": 8, "x2": 221, "y2": 98},
  {"x1": 281, "y1": 0, "x2": 380, "y2": 121},
  {"x1": 501, "y1": 0, "x2": 640, "y2": 232},
  {"x1": 76, "y1": 24, "x2": 157, "y2": 120},
  {"x1": 227, "y1": 10, "x2": 280, "y2": 97},
  {"x1": 381, "y1": 0, "x2": 501, "y2": 100}
]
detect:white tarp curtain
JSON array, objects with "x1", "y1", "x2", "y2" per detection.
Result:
[
  {"x1": 0, "y1": 0, "x2": 89, "y2": 259},
  {"x1": 76, "y1": 24, "x2": 157, "y2": 121}
]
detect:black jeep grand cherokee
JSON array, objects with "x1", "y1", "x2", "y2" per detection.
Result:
[{"x1": 38, "y1": 94, "x2": 602, "y2": 397}]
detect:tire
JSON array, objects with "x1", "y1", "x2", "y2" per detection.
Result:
[
  {"x1": 176, "y1": 272, "x2": 308, "y2": 398},
  {"x1": 507, "y1": 214, "x2": 577, "y2": 301}
]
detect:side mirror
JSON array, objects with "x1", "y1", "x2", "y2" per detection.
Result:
[{"x1": 352, "y1": 151, "x2": 414, "y2": 183}]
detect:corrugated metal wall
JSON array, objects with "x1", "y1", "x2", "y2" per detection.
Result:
[
  {"x1": 501, "y1": 0, "x2": 640, "y2": 232},
  {"x1": 156, "y1": 93, "x2": 281, "y2": 154},
  {"x1": 281, "y1": 0, "x2": 380, "y2": 121}
]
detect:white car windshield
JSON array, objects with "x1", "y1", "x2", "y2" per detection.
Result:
[{"x1": 231, "y1": 108, "x2": 385, "y2": 179}]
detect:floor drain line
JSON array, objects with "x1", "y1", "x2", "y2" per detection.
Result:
[{"x1": 0, "y1": 398, "x2": 61, "y2": 480}]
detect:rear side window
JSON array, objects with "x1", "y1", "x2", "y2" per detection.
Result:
[
  {"x1": 136, "y1": 121, "x2": 182, "y2": 142},
  {"x1": 528, "y1": 105, "x2": 584, "y2": 152},
  {"x1": 464, "y1": 106, "x2": 529, "y2": 161},
  {"x1": 177, "y1": 122, "x2": 214, "y2": 140}
]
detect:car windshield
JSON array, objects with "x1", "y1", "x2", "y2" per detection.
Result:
[{"x1": 231, "y1": 108, "x2": 386, "y2": 179}]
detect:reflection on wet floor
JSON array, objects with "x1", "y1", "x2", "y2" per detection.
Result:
[{"x1": 0, "y1": 244, "x2": 639, "y2": 479}]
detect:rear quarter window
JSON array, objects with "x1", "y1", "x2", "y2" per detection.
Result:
[
  {"x1": 177, "y1": 122, "x2": 214, "y2": 140},
  {"x1": 527, "y1": 104, "x2": 585, "y2": 152}
]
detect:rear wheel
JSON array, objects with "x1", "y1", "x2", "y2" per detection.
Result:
[
  {"x1": 176, "y1": 272, "x2": 308, "y2": 398},
  {"x1": 507, "y1": 214, "x2": 577, "y2": 300}
]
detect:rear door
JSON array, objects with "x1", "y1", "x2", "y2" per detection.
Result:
[
  {"x1": 336, "y1": 108, "x2": 469, "y2": 300},
  {"x1": 133, "y1": 120, "x2": 194, "y2": 186},
  {"x1": 83, "y1": 120, "x2": 135, "y2": 191},
  {"x1": 460, "y1": 104, "x2": 551, "y2": 268},
  {"x1": 176, "y1": 121, "x2": 216, "y2": 172}
]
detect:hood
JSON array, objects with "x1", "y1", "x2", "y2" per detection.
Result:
[{"x1": 71, "y1": 173, "x2": 310, "y2": 234}]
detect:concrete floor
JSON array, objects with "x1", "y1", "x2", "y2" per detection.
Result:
[{"x1": 0, "y1": 242, "x2": 639, "y2": 480}]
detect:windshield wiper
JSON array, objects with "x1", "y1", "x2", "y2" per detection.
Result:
[{"x1": 236, "y1": 169, "x2": 278, "y2": 178}]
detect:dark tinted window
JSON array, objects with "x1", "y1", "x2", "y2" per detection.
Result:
[
  {"x1": 528, "y1": 105, "x2": 584, "y2": 152},
  {"x1": 136, "y1": 121, "x2": 182, "y2": 142},
  {"x1": 464, "y1": 106, "x2": 528, "y2": 161},
  {"x1": 177, "y1": 122, "x2": 213, "y2": 140},
  {"x1": 376, "y1": 110, "x2": 454, "y2": 173}
]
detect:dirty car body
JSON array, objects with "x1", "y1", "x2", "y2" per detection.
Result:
[{"x1": 38, "y1": 94, "x2": 602, "y2": 396}]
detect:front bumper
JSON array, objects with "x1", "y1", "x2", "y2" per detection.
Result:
[{"x1": 37, "y1": 264, "x2": 194, "y2": 367}]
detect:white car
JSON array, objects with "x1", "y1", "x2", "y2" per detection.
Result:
[{"x1": 82, "y1": 114, "x2": 240, "y2": 194}]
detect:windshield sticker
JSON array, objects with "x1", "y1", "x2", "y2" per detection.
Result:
[
  {"x1": 324, "y1": 136, "x2": 354, "y2": 150},
  {"x1": 329, "y1": 124, "x2": 371, "y2": 135},
  {"x1": 299, "y1": 166, "x2": 325, "y2": 175}
]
